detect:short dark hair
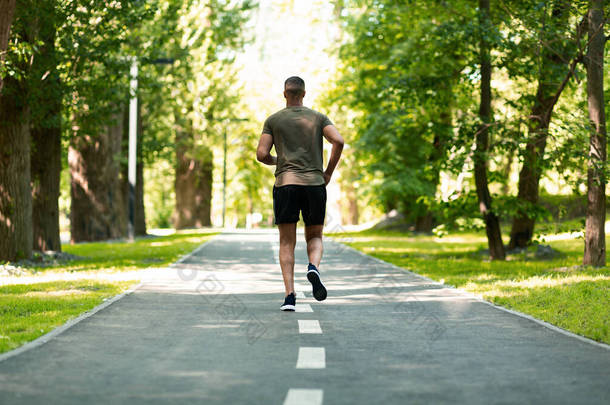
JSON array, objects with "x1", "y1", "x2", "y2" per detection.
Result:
[{"x1": 284, "y1": 76, "x2": 305, "y2": 95}]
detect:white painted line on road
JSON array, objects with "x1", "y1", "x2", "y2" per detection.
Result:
[
  {"x1": 296, "y1": 304, "x2": 313, "y2": 313},
  {"x1": 296, "y1": 347, "x2": 325, "y2": 369},
  {"x1": 283, "y1": 389, "x2": 323, "y2": 405},
  {"x1": 298, "y1": 320, "x2": 322, "y2": 334},
  {"x1": 296, "y1": 291, "x2": 306, "y2": 299}
]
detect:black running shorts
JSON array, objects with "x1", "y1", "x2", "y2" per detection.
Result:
[{"x1": 273, "y1": 184, "x2": 326, "y2": 226}]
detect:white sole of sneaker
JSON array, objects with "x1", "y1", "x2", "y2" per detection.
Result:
[
  {"x1": 280, "y1": 304, "x2": 296, "y2": 311},
  {"x1": 307, "y1": 269, "x2": 327, "y2": 301}
]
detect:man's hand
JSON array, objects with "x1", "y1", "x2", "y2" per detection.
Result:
[
  {"x1": 323, "y1": 171, "x2": 331, "y2": 185},
  {"x1": 256, "y1": 133, "x2": 277, "y2": 165}
]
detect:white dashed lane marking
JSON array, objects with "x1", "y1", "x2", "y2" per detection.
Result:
[
  {"x1": 295, "y1": 304, "x2": 313, "y2": 313},
  {"x1": 296, "y1": 291, "x2": 306, "y2": 299},
  {"x1": 283, "y1": 389, "x2": 324, "y2": 405},
  {"x1": 296, "y1": 347, "x2": 325, "y2": 369},
  {"x1": 298, "y1": 320, "x2": 322, "y2": 334}
]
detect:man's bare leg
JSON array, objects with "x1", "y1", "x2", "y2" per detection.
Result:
[
  {"x1": 278, "y1": 223, "x2": 297, "y2": 296},
  {"x1": 305, "y1": 224, "x2": 324, "y2": 267}
]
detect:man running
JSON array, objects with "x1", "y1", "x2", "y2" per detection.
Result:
[{"x1": 256, "y1": 76, "x2": 344, "y2": 311}]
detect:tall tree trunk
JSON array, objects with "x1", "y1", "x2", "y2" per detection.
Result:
[
  {"x1": 0, "y1": 76, "x2": 32, "y2": 261},
  {"x1": 0, "y1": 0, "x2": 16, "y2": 93},
  {"x1": 174, "y1": 121, "x2": 213, "y2": 228},
  {"x1": 583, "y1": 0, "x2": 606, "y2": 266},
  {"x1": 414, "y1": 134, "x2": 441, "y2": 233},
  {"x1": 31, "y1": 115, "x2": 61, "y2": 252},
  {"x1": 0, "y1": 1, "x2": 32, "y2": 261},
  {"x1": 475, "y1": 0, "x2": 505, "y2": 260},
  {"x1": 508, "y1": 100, "x2": 553, "y2": 248},
  {"x1": 342, "y1": 182, "x2": 359, "y2": 225},
  {"x1": 69, "y1": 111, "x2": 128, "y2": 242},
  {"x1": 509, "y1": 1, "x2": 573, "y2": 248},
  {"x1": 31, "y1": 0, "x2": 61, "y2": 252},
  {"x1": 414, "y1": 103, "x2": 452, "y2": 233}
]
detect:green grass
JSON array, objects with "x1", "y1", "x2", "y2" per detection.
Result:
[
  {"x1": 334, "y1": 230, "x2": 610, "y2": 344},
  {"x1": 0, "y1": 280, "x2": 132, "y2": 353},
  {"x1": 42, "y1": 230, "x2": 218, "y2": 273},
  {"x1": 0, "y1": 230, "x2": 216, "y2": 354}
]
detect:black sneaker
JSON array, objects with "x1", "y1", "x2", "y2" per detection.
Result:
[
  {"x1": 280, "y1": 292, "x2": 296, "y2": 311},
  {"x1": 307, "y1": 263, "x2": 327, "y2": 301}
]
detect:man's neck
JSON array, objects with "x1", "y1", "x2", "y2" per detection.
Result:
[{"x1": 286, "y1": 100, "x2": 304, "y2": 107}]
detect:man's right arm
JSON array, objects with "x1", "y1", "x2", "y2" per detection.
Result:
[
  {"x1": 322, "y1": 125, "x2": 344, "y2": 185},
  {"x1": 256, "y1": 132, "x2": 277, "y2": 165}
]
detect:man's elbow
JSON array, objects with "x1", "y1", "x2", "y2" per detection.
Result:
[
  {"x1": 256, "y1": 150, "x2": 266, "y2": 162},
  {"x1": 335, "y1": 137, "x2": 345, "y2": 149}
]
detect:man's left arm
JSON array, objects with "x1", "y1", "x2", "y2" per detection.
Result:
[
  {"x1": 322, "y1": 124, "x2": 344, "y2": 185},
  {"x1": 256, "y1": 132, "x2": 277, "y2": 165}
]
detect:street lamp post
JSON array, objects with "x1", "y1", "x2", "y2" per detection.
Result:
[
  {"x1": 127, "y1": 57, "x2": 175, "y2": 241},
  {"x1": 127, "y1": 58, "x2": 138, "y2": 241},
  {"x1": 213, "y1": 117, "x2": 248, "y2": 228}
]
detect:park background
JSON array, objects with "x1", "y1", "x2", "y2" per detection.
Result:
[{"x1": 0, "y1": 0, "x2": 609, "y2": 353}]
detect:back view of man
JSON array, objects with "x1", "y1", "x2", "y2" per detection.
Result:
[{"x1": 256, "y1": 76, "x2": 344, "y2": 311}]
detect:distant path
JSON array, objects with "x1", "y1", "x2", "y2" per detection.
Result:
[{"x1": 0, "y1": 230, "x2": 608, "y2": 404}]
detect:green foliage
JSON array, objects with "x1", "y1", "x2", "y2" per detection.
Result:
[
  {"x1": 143, "y1": 160, "x2": 175, "y2": 228},
  {"x1": 26, "y1": 0, "x2": 258, "y2": 229},
  {"x1": 135, "y1": 0, "x2": 256, "y2": 226},
  {"x1": 330, "y1": 0, "x2": 609, "y2": 243},
  {"x1": 330, "y1": 0, "x2": 479, "y2": 220},
  {"x1": 56, "y1": 0, "x2": 154, "y2": 139}
]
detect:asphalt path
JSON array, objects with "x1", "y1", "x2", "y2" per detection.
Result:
[{"x1": 0, "y1": 230, "x2": 609, "y2": 404}]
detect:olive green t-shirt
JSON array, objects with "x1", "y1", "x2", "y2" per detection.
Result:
[{"x1": 262, "y1": 106, "x2": 333, "y2": 186}]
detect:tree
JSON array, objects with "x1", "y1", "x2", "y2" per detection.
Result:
[
  {"x1": 506, "y1": 0, "x2": 586, "y2": 248},
  {"x1": 30, "y1": 0, "x2": 62, "y2": 251},
  {"x1": 331, "y1": 0, "x2": 469, "y2": 231},
  {"x1": 170, "y1": 0, "x2": 255, "y2": 229},
  {"x1": 61, "y1": 1, "x2": 152, "y2": 242},
  {"x1": 583, "y1": 0, "x2": 607, "y2": 266},
  {"x1": 69, "y1": 110, "x2": 128, "y2": 241},
  {"x1": 0, "y1": 0, "x2": 16, "y2": 93},
  {"x1": 173, "y1": 111, "x2": 213, "y2": 228},
  {"x1": 0, "y1": 1, "x2": 33, "y2": 261},
  {"x1": 474, "y1": 0, "x2": 505, "y2": 260}
]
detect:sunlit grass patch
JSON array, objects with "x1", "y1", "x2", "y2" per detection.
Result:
[
  {"x1": 340, "y1": 230, "x2": 610, "y2": 344},
  {"x1": 0, "y1": 280, "x2": 133, "y2": 354},
  {"x1": 24, "y1": 289, "x2": 89, "y2": 297},
  {"x1": 32, "y1": 229, "x2": 217, "y2": 274}
]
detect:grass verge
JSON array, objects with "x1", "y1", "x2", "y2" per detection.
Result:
[
  {"x1": 0, "y1": 230, "x2": 216, "y2": 354},
  {"x1": 334, "y1": 230, "x2": 610, "y2": 344},
  {"x1": 0, "y1": 280, "x2": 133, "y2": 353}
]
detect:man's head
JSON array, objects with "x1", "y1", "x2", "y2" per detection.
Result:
[{"x1": 284, "y1": 76, "x2": 305, "y2": 102}]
